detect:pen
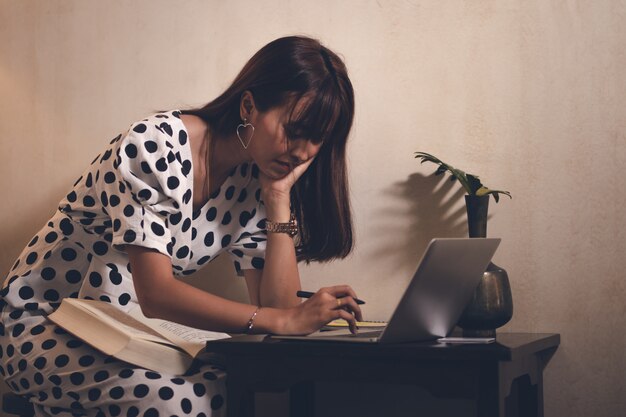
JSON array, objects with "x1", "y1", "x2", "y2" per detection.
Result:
[{"x1": 296, "y1": 290, "x2": 365, "y2": 305}]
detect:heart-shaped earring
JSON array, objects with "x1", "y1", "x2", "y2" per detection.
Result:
[{"x1": 236, "y1": 118, "x2": 255, "y2": 149}]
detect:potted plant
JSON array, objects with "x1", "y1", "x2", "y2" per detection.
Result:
[{"x1": 415, "y1": 152, "x2": 513, "y2": 337}]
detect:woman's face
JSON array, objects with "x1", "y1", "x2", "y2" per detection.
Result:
[{"x1": 246, "y1": 101, "x2": 322, "y2": 180}]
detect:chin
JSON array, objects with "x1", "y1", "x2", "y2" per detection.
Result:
[
  {"x1": 254, "y1": 166, "x2": 280, "y2": 180},
  {"x1": 270, "y1": 170, "x2": 291, "y2": 180},
  {"x1": 259, "y1": 161, "x2": 292, "y2": 179}
]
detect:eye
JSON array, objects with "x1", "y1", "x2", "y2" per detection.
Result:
[
  {"x1": 283, "y1": 123, "x2": 321, "y2": 144},
  {"x1": 283, "y1": 124, "x2": 300, "y2": 141}
]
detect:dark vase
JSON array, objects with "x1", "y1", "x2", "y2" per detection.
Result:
[{"x1": 457, "y1": 195, "x2": 513, "y2": 337}]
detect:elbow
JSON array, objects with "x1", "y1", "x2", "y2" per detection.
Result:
[
  {"x1": 136, "y1": 296, "x2": 158, "y2": 319},
  {"x1": 135, "y1": 288, "x2": 165, "y2": 319},
  {"x1": 133, "y1": 273, "x2": 179, "y2": 320}
]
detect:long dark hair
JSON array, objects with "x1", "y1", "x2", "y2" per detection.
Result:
[{"x1": 183, "y1": 36, "x2": 355, "y2": 262}]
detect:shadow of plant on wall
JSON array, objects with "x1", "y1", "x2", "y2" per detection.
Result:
[{"x1": 367, "y1": 172, "x2": 493, "y2": 274}]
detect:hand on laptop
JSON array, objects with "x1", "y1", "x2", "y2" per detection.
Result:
[{"x1": 282, "y1": 285, "x2": 364, "y2": 335}]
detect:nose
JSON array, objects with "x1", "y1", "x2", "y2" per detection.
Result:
[{"x1": 288, "y1": 140, "x2": 319, "y2": 165}]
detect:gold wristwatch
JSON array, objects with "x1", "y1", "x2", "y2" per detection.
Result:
[{"x1": 265, "y1": 214, "x2": 298, "y2": 236}]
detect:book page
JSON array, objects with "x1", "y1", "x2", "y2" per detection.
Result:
[
  {"x1": 52, "y1": 299, "x2": 193, "y2": 374},
  {"x1": 73, "y1": 300, "x2": 177, "y2": 346},
  {"x1": 128, "y1": 305, "x2": 230, "y2": 357}
]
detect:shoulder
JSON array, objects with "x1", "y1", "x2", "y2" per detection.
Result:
[
  {"x1": 180, "y1": 114, "x2": 210, "y2": 164},
  {"x1": 127, "y1": 110, "x2": 186, "y2": 141},
  {"x1": 119, "y1": 110, "x2": 191, "y2": 162},
  {"x1": 125, "y1": 110, "x2": 207, "y2": 137},
  {"x1": 115, "y1": 111, "x2": 194, "y2": 189},
  {"x1": 180, "y1": 114, "x2": 209, "y2": 140}
]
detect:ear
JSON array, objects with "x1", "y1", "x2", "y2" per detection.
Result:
[{"x1": 239, "y1": 91, "x2": 256, "y2": 121}]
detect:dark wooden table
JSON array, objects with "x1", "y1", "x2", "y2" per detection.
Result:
[{"x1": 205, "y1": 332, "x2": 560, "y2": 417}]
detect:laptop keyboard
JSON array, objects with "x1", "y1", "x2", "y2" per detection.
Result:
[{"x1": 349, "y1": 330, "x2": 382, "y2": 338}]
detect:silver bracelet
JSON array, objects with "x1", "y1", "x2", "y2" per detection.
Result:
[{"x1": 245, "y1": 307, "x2": 261, "y2": 334}]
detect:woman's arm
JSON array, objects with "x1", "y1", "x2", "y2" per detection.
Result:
[
  {"x1": 126, "y1": 245, "x2": 287, "y2": 334},
  {"x1": 250, "y1": 158, "x2": 316, "y2": 309},
  {"x1": 128, "y1": 244, "x2": 364, "y2": 335},
  {"x1": 255, "y1": 204, "x2": 302, "y2": 309},
  {"x1": 243, "y1": 233, "x2": 301, "y2": 309}
]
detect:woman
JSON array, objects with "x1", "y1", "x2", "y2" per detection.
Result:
[{"x1": 0, "y1": 36, "x2": 361, "y2": 416}]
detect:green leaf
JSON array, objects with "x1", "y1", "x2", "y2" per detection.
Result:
[
  {"x1": 466, "y1": 174, "x2": 483, "y2": 195},
  {"x1": 449, "y1": 168, "x2": 471, "y2": 194},
  {"x1": 414, "y1": 151, "x2": 512, "y2": 201},
  {"x1": 489, "y1": 190, "x2": 512, "y2": 199},
  {"x1": 476, "y1": 187, "x2": 512, "y2": 203},
  {"x1": 475, "y1": 187, "x2": 491, "y2": 197},
  {"x1": 414, "y1": 152, "x2": 443, "y2": 165}
]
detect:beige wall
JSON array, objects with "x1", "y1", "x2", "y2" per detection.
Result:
[{"x1": 1, "y1": 1, "x2": 625, "y2": 416}]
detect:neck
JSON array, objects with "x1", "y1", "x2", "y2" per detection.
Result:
[
  {"x1": 211, "y1": 131, "x2": 252, "y2": 174},
  {"x1": 207, "y1": 131, "x2": 252, "y2": 188}
]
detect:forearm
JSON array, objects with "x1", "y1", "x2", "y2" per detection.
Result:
[
  {"x1": 141, "y1": 278, "x2": 286, "y2": 334},
  {"x1": 259, "y1": 232, "x2": 302, "y2": 308},
  {"x1": 127, "y1": 244, "x2": 290, "y2": 334},
  {"x1": 259, "y1": 197, "x2": 302, "y2": 308}
]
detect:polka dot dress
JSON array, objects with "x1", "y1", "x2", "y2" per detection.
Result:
[{"x1": 0, "y1": 110, "x2": 268, "y2": 416}]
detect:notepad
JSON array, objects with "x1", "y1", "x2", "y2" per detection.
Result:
[{"x1": 324, "y1": 319, "x2": 387, "y2": 328}]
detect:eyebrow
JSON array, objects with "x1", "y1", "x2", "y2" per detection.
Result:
[{"x1": 283, "y1": 121, "x2": 325, "y2": 144}]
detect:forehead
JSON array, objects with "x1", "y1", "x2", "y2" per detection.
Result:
[
  {"x1": 270, "y1": 95, "x2": 312, "y2": 121},
  {"x1": 263, "y1": 89, "x2": 341, "y2": 145}
]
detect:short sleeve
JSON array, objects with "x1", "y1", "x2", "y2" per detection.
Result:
[
  {"x1": 228, "y1": 218, "x2": 268, "y2": 277},
  {"x1": 97, "y1": 120, "x2": 189, "y2": 257}
]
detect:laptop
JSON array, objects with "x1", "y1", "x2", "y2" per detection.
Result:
[{"x1": 271, "y1": 238, "x2": 500, "y2": 343}]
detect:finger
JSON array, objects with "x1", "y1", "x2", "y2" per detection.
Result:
[
  {"x1": 331, "y1": 296, "x2": 343, "y2": 310},
  {"x1": 335, "y1": 296, "x2": 363, "y2": 322},
  {"x1": 318, "y1": 286, "x2": 335, "y2": 295},
  {"x1": 290, "y1": 157, "x2": 315, "y2": 182},
  {"x1": 336, "y1": 309, "x2": 358, "y2": 334},
  {"x1": 328, "y1": 285, "x2": 360, "y2": 305},
  {"x1": 316, "y1": 288, "x2": 336, "y2": 302},
  {"x1": 318, "y1": 288, "x2": 361, "y2": 313}
]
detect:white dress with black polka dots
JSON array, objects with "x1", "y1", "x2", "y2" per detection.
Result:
[{"x1": 0, "y1": 110, "x2": 268, "y2": 417}]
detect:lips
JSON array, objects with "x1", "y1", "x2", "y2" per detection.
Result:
[{"x1": 275, "y1": 160, "x2": 291, "y2": 172}]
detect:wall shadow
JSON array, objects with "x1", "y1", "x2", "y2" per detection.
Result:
[{"x1": 366, "y1": 173, "x2": 470, "y2": 274}]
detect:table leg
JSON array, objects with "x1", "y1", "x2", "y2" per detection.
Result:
[
  {"x1": 227, "y1": 384, "x2": 255, "y2": 417},
  {"x1": 289, "y1": 381, "x2": 315, "y2": 417},
  {"x1": 476, "y1": 364, "x2": 505, "y2": 417},
  {"x1": 519, "y1": 373, "x2": 543, "y2": 417}
]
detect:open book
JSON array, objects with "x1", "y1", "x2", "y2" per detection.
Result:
[{"x1": 48, "y1": 298, "x2": 231, "y2": 375}]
